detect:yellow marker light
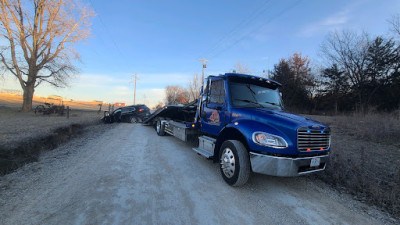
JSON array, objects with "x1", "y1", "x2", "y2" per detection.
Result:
[
  {"x1": 192, "y1": 124, "x2": 195, "y2": 128},
  {"x1": 165, "y1": 106, "x2": 168, "y2": 109},
  {"x1": 256, "y1": 135, "x2": 264, "y2": 142},
  {"x1": 234, "y1": 122, "x2": 238, "y2": 125}
]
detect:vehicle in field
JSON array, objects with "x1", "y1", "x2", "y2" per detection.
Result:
[
  {"x1": 143, "y1": 73, "x2": 331, "y2": 186},
  {"x1": 103, "y1": 104, "x2": 150, "y2": 123},
  {"x1": 34, "y1": 103, "x2": 65, "y2": 116}
]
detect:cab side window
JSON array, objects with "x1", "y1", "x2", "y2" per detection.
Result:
[{"x1": 209, "y1": 79, "x2": 225, "y2": 105}]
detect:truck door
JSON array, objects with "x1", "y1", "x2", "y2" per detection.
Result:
[{"x1": 201, "y1": 77, "x2": 226, "y2": 136}]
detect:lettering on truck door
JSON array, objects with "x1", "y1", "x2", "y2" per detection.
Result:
[{"x1": 201, "y1": 78, "x2": 226, "y2": 136}]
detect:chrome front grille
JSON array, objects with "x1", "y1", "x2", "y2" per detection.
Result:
[{"x1": 297, "y1": 127, "x2": 330, "y2": 151}]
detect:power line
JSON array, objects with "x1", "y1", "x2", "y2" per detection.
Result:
[
  {"x1": 88, "y1": 0, "x2": 126, "y2": 58},
  {"x1": 209, "y1": 0, "x2": 303, "y2": 60},
  {"x1": 204, "y1": 0, "x2": 274, "y2": 58}
]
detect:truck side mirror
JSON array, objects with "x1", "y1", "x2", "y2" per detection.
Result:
[{"x1": 202, "y1": 95, "x2": 207, "y2": 102}]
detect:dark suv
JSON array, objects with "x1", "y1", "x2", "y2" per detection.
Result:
[{"x1": 102, "y1": 104, "x2": 151, "y2": 123}]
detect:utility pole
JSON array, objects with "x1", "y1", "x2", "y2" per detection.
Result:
[
  {"x1": 197, "y1": 58, "x2": 209, "y2": 81},
  {"x1": 130, "y1": 73, "x2": 139, "y2": 105}
]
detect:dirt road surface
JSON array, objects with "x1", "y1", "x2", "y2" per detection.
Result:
[{"x1": 0, "y1": 124, "x2": 396, "y2": 225}]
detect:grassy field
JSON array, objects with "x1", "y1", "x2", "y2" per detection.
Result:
[
  {"x1": 0, "y1": 97, "x2": 104, "y2": 174},
  {"x1": 0, "y1": 93, "x2": 103, "y2": 111},
  {"x1": 0, "y1": 106, "x2": 102, "y2": 150},
  {"x1": 308, "y1": 113, "x2": 400, "y2": 218},
  {"x1": 0, "y1": 93, "x2": 109, "y2": 150}
]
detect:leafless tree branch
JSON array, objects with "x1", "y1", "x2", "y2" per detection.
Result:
[{"x1": 0, "y1": 0, "x2": 95, "y2": 111}]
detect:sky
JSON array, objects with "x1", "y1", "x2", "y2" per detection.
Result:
[{"x1": 1, "y1": 0, "x2": 399, "y2": 107}]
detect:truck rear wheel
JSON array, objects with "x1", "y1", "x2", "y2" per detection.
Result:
[
  {"x1": 219, "y1": 140, "x2": 250, "y2": 186},
  {"x1": 156, "y1": 119, "x2": 166, "y2": 136}
]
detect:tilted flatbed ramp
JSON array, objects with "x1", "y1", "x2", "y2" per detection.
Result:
[
  {"x1": 142, "y1": 100, "x2": 198, "y2": 125},
  {"x1": 142, "y1": 105, "x2": 183, "y2": 125}
]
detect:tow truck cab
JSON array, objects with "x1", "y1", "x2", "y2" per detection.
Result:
[{"x1": 147, "y1": 73, "x2": 331, "y2": 186}]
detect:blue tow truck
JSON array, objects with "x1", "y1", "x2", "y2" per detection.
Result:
[{"x1": 143, "y1": 73, "x2": 331, "y2": 186}]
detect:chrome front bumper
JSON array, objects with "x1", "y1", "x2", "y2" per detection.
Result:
[{"x1": 249, "y1": 152, "x2": 329, "y2": 177}]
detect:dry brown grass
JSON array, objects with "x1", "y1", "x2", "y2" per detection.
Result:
[
  {"x1": 308, "y1": 113, "x2": 400, "y2": 218},
  {"x1": 311, "y1": 112, "x2": 400, "y2": 144},
  {"x1": 0, "y1": 93, "x2": 102, "y2": 111},
  {"x1": 0, "y1": 94, "x2": 109, "y2": 174},
  {"x1": 0, "y1": 106, "x2": 102, "y2": 149},
  {"x1": 0, "y1": 105, "x2": 104, "y2": 175}
]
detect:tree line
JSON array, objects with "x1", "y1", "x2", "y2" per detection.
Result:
[
  {"x1": 165, "y1": 15, "x2": 400, "y2": 114},
  {"x1": 273, "y1": 16, "x2": 400, "y2": 114}
]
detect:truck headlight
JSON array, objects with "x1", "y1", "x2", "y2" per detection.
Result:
[{"x1": 252, "y1": 132, "x2": 288, "y2": 149}]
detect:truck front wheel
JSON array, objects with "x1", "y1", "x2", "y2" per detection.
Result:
[{"x1": 219, "y1": 140, "x2": 250, "y2": 186}]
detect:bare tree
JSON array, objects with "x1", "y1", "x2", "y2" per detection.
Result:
[
  {"x1": 187, "y1": 73, "x2": 201, "y2": 102},
  {"x1": 153, "y1": 101, "x2": 164, "y2": 110},
  {"x1": 233, "y1": 61, "x2": 250, "y2": 74},
  {"x1": 388, "y1": 14, "x2": 400, "y2": 37},
  {"x1": 0, "y1": 0, "x2": 94, "y2": 111},
  {"x1": 165, "y1": 85, "x2": 189, "y2": 105},
  {"x1": 321, "y1": 30, "x2": 370, "y2": 112}
]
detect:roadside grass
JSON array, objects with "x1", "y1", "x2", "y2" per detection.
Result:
[
  {"x1": 0, "y1": 106, "x2": 103, "y2": 174},
  {"x1": 308, "y1": 112, "x2": 400, "y2": 218},
  {"x1": 313, "y1": 111, "x2": 400, "y2": 143}
]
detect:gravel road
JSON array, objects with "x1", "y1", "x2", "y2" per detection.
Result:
[{"x1": 0, "y1": 123, "x2": 396, "y2": 225}]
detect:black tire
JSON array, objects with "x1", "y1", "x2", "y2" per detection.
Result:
[
  {"x1": 156, "y1": 118, "x2": 166, "y2": 136},
  {"x1": 219, "y1": 140, "x2": 250, "y2": 186},
  {"x1": 34, "y1": 105, "x2": 45, "y2": 114},
  {"x1": 130, "y1": 116, "x2": 138, "y2": 123}
]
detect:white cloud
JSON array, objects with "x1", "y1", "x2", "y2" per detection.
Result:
[
  {"x1": 136, "y1": 88, "x2": 165, "y2": 108},
  {"x1": 66, "y1": 73, "x2": 176, "y2": 107},
  {"x1": 322, "y1": 14, "x2": 348, "y2": 26},
  {"x1": 137, "y1": 72, "x2": 191, "y2": 87},
  {"x1": 66, "y1": 74, "x2": 128, "y2": 90},
  {"x1": 115, "y1": 86, "x2": 129, "y2": 91},
  {"x1": 297, "y1": 2, "x2": 361, "y2": 37},
  {"x1": 2, "y1": 72, "x2": 189, "y2": 108},
  {"x1": 116, "y1": 88, "x2": 166, "y2": 108}
]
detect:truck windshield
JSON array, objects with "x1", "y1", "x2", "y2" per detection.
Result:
[{"x1": 229, "y1": 82, "x2": 283, "y2": 110}]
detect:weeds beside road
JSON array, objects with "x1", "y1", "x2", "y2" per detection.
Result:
[
  {"x1": 0, "y1": 106, "x2": 102, "y2": 174},
  {"x1": 308, "y1": 113, "x2": 400, "y2": 218}
]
